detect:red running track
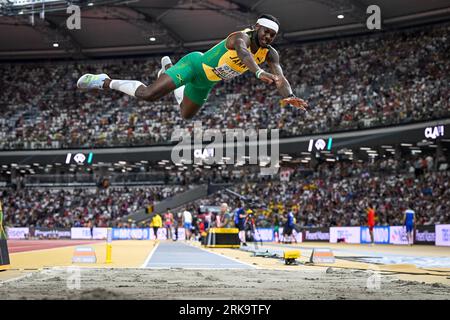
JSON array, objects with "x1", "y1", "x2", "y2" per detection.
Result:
[{"x1": 6, "y1": 240, "x2": 102, "y2": 253}]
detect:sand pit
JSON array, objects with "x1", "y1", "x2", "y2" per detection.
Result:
[
  {"x1": 2, "y1": 240, "x2": 449, "y2": 300},
  {"x1": 1, "y1": 267, "x2": 449, "y2": 300}
]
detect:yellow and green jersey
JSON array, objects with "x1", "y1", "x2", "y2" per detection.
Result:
[
  {"x1": 200, "y1": 29, "x2": 270, "y2": 82},
  {"x1": 164, "y1": 28, "x2": 270, "y2": 106}
]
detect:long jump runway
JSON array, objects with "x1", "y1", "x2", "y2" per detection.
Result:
[{"x1": 145, "y1": 241, "x2": 253, "y2": 269}]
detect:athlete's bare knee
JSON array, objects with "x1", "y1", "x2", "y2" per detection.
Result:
[
  {"x1": 136, "y1": 86, "x2": 158, "y2": 101},
  {"x1": 181, "y1": 109, "x2": 195, "y2": 119},
  {"x1": 180, "y1": 105, "x2": 196, "y2": 119},
  {"x1": 142, "y1": 91, "x2": 158, "y2": 102}
]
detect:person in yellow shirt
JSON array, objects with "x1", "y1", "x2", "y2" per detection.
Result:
[{"x1": 150, "y1": 213, "x2": 163, "y2": 240}]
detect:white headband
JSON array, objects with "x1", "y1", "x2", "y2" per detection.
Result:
[
  {"x1": 161, "y1": 56, "x2": 171, "y2": 66},
  {"x1": 256, "y1": 18, "x2": 279, "y2": 33}
]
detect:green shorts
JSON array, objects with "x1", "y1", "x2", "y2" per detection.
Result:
[{"x1": 165, "y1": 51, "x2": 216, "y2": 106}]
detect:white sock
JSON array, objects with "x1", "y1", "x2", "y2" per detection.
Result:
[
  {"x1": 109, "y1": 79, "x2": 145, "y2": 97},
  {"x1": 174, "y1": 85, "x2": 184, "y2": 105}
]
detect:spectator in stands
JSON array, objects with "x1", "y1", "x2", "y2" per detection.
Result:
[
  {"x1": 1, "y1": 154, "x2": 449, "y2": 230},
  {"x1": 0, "y1": 23, "x2": 448, "y2": 149}
]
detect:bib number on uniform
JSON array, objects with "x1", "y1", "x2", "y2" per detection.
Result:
[{"x1": 213, "y1": 64, "x2": 241, "y2": 80}]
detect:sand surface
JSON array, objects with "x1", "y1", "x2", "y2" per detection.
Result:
[{"x1": 1, "y1": 267, "x2": 449, "y2": 300}]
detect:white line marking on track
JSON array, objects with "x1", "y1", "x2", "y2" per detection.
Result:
[
  {"x1": 147, "y1": 262, "x2": 244, "y2": 266},
  {"x1": 141, "y1": 241, "x2": 160, "y2": 268},
  {"x1": 0, "y1": 272, "x2": 34, "y2": 284},
  {"x1": 9, "y1": 242, "x2": 102, "y2": 255},
  {"x1": 145, "y1": 267, "x2": 250, "y2": 270},
  {"x1": 189, "y1": 243, "x2": 259, "y2": 269}
]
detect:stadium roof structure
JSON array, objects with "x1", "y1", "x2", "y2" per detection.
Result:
[{"x1": 0, "y1": 0, "x2": 449, "y2": 60}]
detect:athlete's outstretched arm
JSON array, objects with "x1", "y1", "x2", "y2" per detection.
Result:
[
  {"x1": 266, "y1": 47, "x2": 308, "y2": 111},
  {"x1": 227, "y1": 32, "x2": 279, "y2": 84}
]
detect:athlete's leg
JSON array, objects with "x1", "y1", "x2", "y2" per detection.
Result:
[
  {"x1": 103, "y1": 75, "x2": 176, "y2": 101},
  {"x1": 100, "y1": 74, "x2": 193, "y2": 114},
  {"x1": 77, "y1": 71, "x2": 175, "y2": 101},
  {"x1": 179, "y1": 95, "x2": 201, "y2": 119},
  {"x1": 77, "y1": 52, "x2": 210, "y2": 119},
  {"x1": 159, "y1": 56, "x2": 185, "y2": 105},
  {"x1": 77, "y1": 52, "x2": 196, "y2": 103},
  {"x1": 406, "y1": 224, "x2": 413, "y2": 245},
  {"x1": 177, "y1": 83, "x2": 213, "y2": 119},
  {"x1": 163, "y1": 52, "x2": 215, "y2": 119}
]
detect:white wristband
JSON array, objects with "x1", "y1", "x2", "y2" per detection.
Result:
[{"x1": 255, "y1": 69, "x2": 264, "y2": 79}]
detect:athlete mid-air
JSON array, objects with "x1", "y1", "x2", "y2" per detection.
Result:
[{"x1": 77, "y1": 14, "x2": 308, "y2": 119}]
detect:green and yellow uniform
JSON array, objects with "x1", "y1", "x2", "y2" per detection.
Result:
[{"x1": 165, "y1": 29, "x2": 269, "y2": 106}]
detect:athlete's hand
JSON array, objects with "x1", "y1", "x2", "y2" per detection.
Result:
[{"x1": 281, "y1": 96, "x2": 308, "y2": 111}]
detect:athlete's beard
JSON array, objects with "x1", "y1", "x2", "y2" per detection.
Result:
[{"x1": 253, "y1": 31, "x2": 261, "y2": 48}]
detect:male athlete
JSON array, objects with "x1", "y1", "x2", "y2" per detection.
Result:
[
  {"x1": 403, "y1": 203, "x2": 416, "y2": 246},
  {"x1": 77, "y1": 14, "x2": 308, "y2": 119},
  {"x1": 282, "y1": 210, "x2": 297, "y2": 244},
  {"x1": 367, "y1": 204, "x2": 376, "y2": 245}
]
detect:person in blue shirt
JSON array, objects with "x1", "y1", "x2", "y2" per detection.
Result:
[
  {"x1": 234, "y1": 201, "x2": 248, "y2": 247},
  {"x1": 282, "y1": 211, "x2": 297, "y2": 244},
  {"x1": 403, "y1": 203, "x2": 416, "y2": 246}
]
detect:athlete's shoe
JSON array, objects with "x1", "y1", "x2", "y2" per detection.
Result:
[
  {"x1": 157, "y1": 56, "x2": 173, "y2": 78},
  {"x1": 77, "y1": 73, "x2": 110, "y2": 90}
]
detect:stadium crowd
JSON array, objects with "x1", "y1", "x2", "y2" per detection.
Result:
[
  {"x1": 0, "y1": 23, "x2": 448, "y2": 149},
  {"x1": 204, "y1": 168, "x2": 450, "y2": 229},
  {"x1": 1, "y1": 154, "x2": 449, "y2": 229},
  {"x1": 0, "y1": 186, "x2": 186, "y2": 229}
]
